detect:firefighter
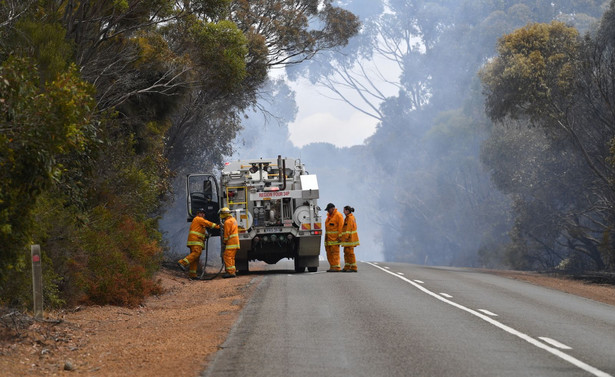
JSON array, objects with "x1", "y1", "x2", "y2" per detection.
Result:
[
  {"x1": 324, "y1": 203, "x2": 344, "y2": 272},
  {"x1": 341, "y1": 205, "x2": 360, "y2": 272},
  {"x1": 178, "y1": 208, "x2": 219, "y2": 280},
  {"x1": 219, "y1": 207, "x2": 240, "y2": 278}
]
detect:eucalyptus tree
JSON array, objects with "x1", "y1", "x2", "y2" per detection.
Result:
[
  {"x1": 480, "y1": 15, "x2": 615, "y2": 271},
  {"x1": 166, "y1": 0, "x2": 360, "y2": 171},
  {"x1": 157, "y1": 0, "x2": 361, "y2": 259}
]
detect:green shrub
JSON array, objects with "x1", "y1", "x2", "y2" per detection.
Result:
[
  {"x1": 70, "y1": 206, "x2": 163, "y2": 307},
  {"x1": 0, "y1": 248, "x2": 65, "y2": 311}
]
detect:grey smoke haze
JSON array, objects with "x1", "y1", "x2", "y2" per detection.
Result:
[
  {"x1": 230, "y1": 78, "x2": 384, "y2": 262},
  {"x1": 160, "y1": 0, "x2": 609, "y2": 269}
]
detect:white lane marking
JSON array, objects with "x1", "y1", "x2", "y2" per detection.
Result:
[
  {"x1": 539, "y1": 337, "x2": 573, "y2": 350},
  {"x1": 384, "y1": 266, "x2": 390, "y2": 269},
  {"x1": 440, "y1": 293, "x2": 453, "y2": 298},
  {"x1": 414, "y1": 280, "x2": 424, "y2": 284},
  {"x1": 288, "y1": 271, "x2": 326, "y2": 276},
  {"x1": 397, "y1": 272, "x2": 405, "y2": 275},
  {"x1": 366, "y1": 262, "x2": 612, "y2": 377},
  {"x1": 478, "y1": 309, "x2": 498, "y2": 317}
]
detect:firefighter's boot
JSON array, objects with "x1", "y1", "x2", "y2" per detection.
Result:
[{"x1": 177, "y1": 258, "x2": 189, "y2": 271}]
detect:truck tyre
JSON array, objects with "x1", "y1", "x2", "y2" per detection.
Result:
[
  {"x1": 294, "y1": 259, "x2": 306, "y2": 273},
  {"x1": 236, "y1": 258, "x2": 249, "y2": 275}
]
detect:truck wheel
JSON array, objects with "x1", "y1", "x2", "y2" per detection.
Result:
[
  {"x1": 307, "y1": 266, "x2": 317, "y2": 272},
  {"x1": 294, "y1": 258, "x2": 306, "y2": 273},
  {"x1": 236, "y1": 259, "x2": 249, "y2": 275},
  {"x1": 294, "y1": 265, "x2": 306, "y2": 273}
]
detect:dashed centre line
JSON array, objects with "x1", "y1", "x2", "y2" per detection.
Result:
[{"x1": 366, "y1": 262, "x2": 612, "y2": 377}]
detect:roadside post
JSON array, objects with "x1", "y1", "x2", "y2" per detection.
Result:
[{"x1": 31, "y1": 245, "x2": 43, "y2": 320}]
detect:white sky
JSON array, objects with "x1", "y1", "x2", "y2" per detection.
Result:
[
  {"x1": 287, "y1": 79, "x2": 379, "y2": 148},
  {"x1": 285, "y1": 50, "x2": 402, "y2": 148}
]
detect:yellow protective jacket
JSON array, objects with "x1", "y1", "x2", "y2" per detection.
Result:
[
  {"x1": 340, "y1": 213, "x2": 360, "y2": 247},
  {"x1": 187, "y1": 216, "x2": 218, "y2": 247},
  {"x1": 223, "y1": 216, "x2": 240, "y2": 250},
  {"x1": 325, "y1": 209, "x2": 344, "y2": 246}
]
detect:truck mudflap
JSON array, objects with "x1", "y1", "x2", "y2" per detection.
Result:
[{"x1": 296, "y1": 235, "x2": 321, "y2": 256}]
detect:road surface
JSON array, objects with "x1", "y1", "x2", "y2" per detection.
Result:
[{"x1": 203, "y1": 261, "x2": 615, "y2": 377}]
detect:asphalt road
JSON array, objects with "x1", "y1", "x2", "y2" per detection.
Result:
[{"x1": 202, "y1": 261, "x2": 615, "y2": 377}]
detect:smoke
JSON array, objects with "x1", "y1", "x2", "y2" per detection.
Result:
[
  {"x1": 231, "y1": 80, "x2": 385, "y2": 262},
  {"x1": 160, "y1": 1, "x2": 606, "y2": 269}
]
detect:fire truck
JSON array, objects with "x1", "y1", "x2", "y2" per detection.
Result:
[{"x1": 186, "y1": 156, "x2": 322, "y2": 273}]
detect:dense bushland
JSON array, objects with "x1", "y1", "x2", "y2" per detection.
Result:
[{"x1": 0, "y1": 1, "x2": 358, "y2": 309}]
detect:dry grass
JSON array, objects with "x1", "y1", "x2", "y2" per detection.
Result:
[
  {"x1": 486, "y1": 269, "x2": 615, "y2": 306},
  {"x1": 0, "y1": 268, "x2": 261, "y2": 376}
]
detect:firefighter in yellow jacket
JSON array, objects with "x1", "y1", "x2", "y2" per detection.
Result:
[
  {"x1": 219, "y1": 207, "x2": 240, "y2": 278},
  {"x1": 340, "y1": 205, "x2": 360, "y2": 272},
  {"x1": 178, "y1": 208, "x2": 219, "y2": 280},
  {"x1": 324, "y1": 203, "x2": 344, "y2": 272}
]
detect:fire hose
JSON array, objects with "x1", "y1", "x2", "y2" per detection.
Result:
[{"x1": 198, "y1": 234, "x2": 225, "y2": 280}]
